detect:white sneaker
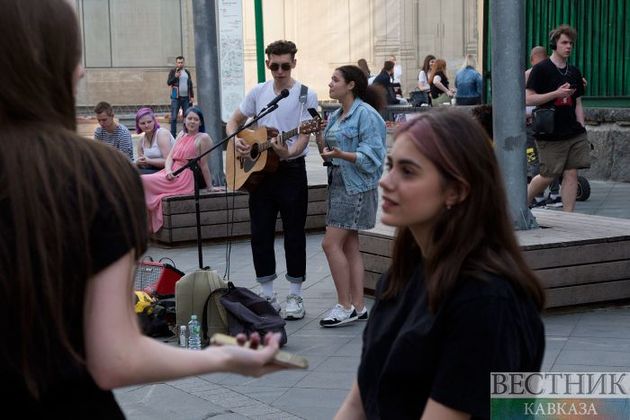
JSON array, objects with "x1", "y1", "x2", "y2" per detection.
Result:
[
  {"x1": 319, "y1": 304, "x2": 357, "y2": 327},
  {"x1": 356, "y1": 306, "x2": 369, "y2": 321},
  {"x1": 259, "y1": 291, "x2": 281, "y2": 313},
  {"x1": 284, "y1": 294, "x2": 305, "y2": 320}
]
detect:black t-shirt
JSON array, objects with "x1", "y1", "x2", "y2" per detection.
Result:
[
  {"x1": 358, "y1": 265, "x2": 545, "y2": 420},
  {"x1": 2, "y1": 141, "x2": 145, "y2": 418},
  {"x1": 373, "y1": 71, "x2": 400, "y2": 105},
  {"x1": 526, "y1": 58, "x2": 586, "y2": 140},
  {"x1": 430, "y1": 71, "x2": 449, "y2": 99}
]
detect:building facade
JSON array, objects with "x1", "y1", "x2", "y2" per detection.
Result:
[{"x1": 74, "y1": 0, "x2": 481, "y2": 109}]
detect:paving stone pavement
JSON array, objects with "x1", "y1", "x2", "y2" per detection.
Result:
[{"x1": 116, "y1": 147, "x2": 630, "y2": 419}]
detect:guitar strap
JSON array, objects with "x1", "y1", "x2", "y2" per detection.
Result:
[
  {"x1": 297, "y1": 84, "x2": 308, "y2": 136},
  {"x1": 299, "y1": 84, "x2": 308, "y2": 105}
]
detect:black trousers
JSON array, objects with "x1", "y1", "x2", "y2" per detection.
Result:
[{"x1": 248, "y1": 157, "x2": 308, "y2": 283}]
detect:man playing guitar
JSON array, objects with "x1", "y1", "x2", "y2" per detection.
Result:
[{"x1": 225, "y1": 40, "x2": 320, "y2": 321}]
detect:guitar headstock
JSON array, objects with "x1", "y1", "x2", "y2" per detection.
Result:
[{"x1": 299, "y1": 117, "x2": 324, "y2": 135}]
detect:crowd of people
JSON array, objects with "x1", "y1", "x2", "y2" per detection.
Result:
[
  {"x1": 3, "y1": 1, "x2": 596, "y2": 416},
  {"x1": 355, "y1": 52, "x2": 483, "y2": 108},
  {"x1": 88, "y1": 51, "x2": 488, "y2": 239}
]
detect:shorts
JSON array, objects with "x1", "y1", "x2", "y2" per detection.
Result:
[
  {"x1": 326, "y1": 166, "x2": 378, "y2": 231},
  {"x1": 536, "y1": 132, "x2": 591, "y2": 178}
]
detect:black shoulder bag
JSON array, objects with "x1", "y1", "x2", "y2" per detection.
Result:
[{"x1": 532, "y1": 107, "x2": 555, "y2": 136}]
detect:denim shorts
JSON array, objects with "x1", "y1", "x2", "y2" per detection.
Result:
[{"x1": 326, "y1": 166, "x2": 378, "y2": 230}]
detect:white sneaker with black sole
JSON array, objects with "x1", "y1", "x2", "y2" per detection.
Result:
[
  {"x1": 284, "y1": 294, "x2": 305, "y2": 320},
  {"x1": 356, "y1": 306, "x2": 369, "y2": 321},
  {"x1": 320, "y1": 304, "x2": 358, "y2": 327}
]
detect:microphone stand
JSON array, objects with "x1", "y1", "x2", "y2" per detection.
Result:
[{"x1": 172, "y1": 104, "x2": 280, "y2": 270}]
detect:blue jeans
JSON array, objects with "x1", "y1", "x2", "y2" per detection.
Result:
[
  {"x1": 248, "y1": 157, "x2": 308, "y2": 284},
  {"x1": 170, "y1": 96, "x2": 191, "y2": 137}
]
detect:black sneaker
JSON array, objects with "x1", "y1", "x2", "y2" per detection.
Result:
[
  {"x1": 530, "y1": 197, "x2": 547, "y2": 208},
  {"x1": 545, "y1": 195, "x2": 563, "y2": 208}
]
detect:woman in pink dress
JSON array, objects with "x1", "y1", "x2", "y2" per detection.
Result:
[{"x1": 142, "y1": 107, "x2": 214, "y2": 233}]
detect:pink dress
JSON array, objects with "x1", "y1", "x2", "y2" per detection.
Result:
[{"x1": 142, "y1": 133, "x2": 199, "y2": 233}]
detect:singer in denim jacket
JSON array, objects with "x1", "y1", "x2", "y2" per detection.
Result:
[
  {"x1": 324, "y1": 98, "x2": 386, "y2": 194},
  {"x1": 319, "y1": 65, "x2": 387, "y2": 329}
]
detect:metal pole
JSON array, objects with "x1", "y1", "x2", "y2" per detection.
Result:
[
  {"x1": 192, "y1": 0, "x2": 225, "y2": 187},
  {"x1": 254, "y1": 0, "x2": 266, "y2": 83},
  {"x1": 490, "y1": 0, "x2": 537, "y2": 230}
]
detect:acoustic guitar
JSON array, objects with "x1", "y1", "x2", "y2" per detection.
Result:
[{"x1": 226, "y1": 118, "x2": 322, "y2": 192}]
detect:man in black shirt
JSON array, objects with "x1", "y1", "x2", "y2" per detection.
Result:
[
  {"x1": 526, "y1": 24, "x2": 590, "y2": 212},
  {"x1": 372, "y1": 61, "x2": 401, "y2": 105}
]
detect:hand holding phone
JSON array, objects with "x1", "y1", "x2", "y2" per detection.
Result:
[
  {"x1": 210, "y1": 333, "x2": 309, "y2": 369},
  {"x1": 325, "y1": 138, "x2": 339, "y2": 150}
]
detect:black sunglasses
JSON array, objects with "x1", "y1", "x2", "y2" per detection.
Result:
[{"x1": 268, "y1": 62, "x2": 292, "y2": 71}]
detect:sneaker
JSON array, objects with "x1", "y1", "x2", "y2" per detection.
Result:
[
  {"x1": 284, "y1": 294, "x2": 305, "y2": 320},
  {"x1": 545, "y1": 195, "x2": 563, "y2": 208},
  {"x1": 259, "y1": 291, "x2": 281, "y2": 313},
  {"x1": 530, "y1": 197, "x2": 547, "y2": 208},
  {"x1": 319, "y1": 304, "x2": 357, "y2": 327},
  {"x1": 356, "y1": 306, "x2": 369, "y2": 321}
]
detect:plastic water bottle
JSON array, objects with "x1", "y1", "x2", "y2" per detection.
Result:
[
  {"x1": 187, "y1": 315, "x2": 201, "y2": 350},
  {"x1": 178, "y1": 325, "x2": 187, "y2": 348}
]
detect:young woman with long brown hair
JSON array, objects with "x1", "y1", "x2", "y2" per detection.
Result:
[
  {"x1": 0, "y1": 0, "x2": 284, "y2": 416},
  {"x1": 335, "y1": 110, "x2": 545, "y2": 419},
  {"x1": 319, "y1": 65, "x2": 387, "y2": 327},
  {"x1": 429, "y1": 59, "x2": 456, "y2": 105},
  {"x1": 417, "y1": 54, "x2": 436, "y2": 93}
]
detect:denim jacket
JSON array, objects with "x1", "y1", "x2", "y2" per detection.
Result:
[
  {"x1": 454, "y1": 66, "x2": 482, "y2": 98},
  {"x1": 323, "y1": 98, "x2": 387, "y2": 194}
]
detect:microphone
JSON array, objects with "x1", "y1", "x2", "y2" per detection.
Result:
[{"x1": 263, "y1": 89, "x2": 289, "y2": 110}]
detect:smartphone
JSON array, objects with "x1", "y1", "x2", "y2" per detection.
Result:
[
  {"x1": 209, "y1": 333, "x2": 309, "y2": 369},
  {"x1": 325, "y1": 138, "x2": 339, "y2": 150}
]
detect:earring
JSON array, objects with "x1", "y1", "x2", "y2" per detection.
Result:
[{"x1": 446, "y1": 204, "x2": 452, "y2": 210}]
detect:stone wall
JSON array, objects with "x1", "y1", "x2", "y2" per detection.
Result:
[{"x1": 583, "y1": 108, "x2": 630, "y2": 182}]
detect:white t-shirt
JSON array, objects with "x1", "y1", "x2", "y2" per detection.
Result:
[
  {"x1": 418, "y1": 70, "x2": 430, "y2": 91},
  {"x1": 393, "y1": 64, "x2": 402, "y2": 83},
  {"x1": 240, "y1": 80, "x2": 318, "y2": 159}
]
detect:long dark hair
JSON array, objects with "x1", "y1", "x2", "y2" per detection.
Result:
[
  {"x1": 383, "y1": 111, "x2": 545, "y2": 312},
  {"x1": 183, "y1": 106, "x2": 206, "y2": 133},
  {"x1": 335, "y1": 65, "x2": 386, "y2": 112},
  {"x1": 422, "y1": 54, "x2": 436, "y2": 74},
  {"x1": 357, "y1": 58, "x2": 371, "y2": 78},
  {"x1": 0, "y1": 0, "x2": 147, "y2": 398}
]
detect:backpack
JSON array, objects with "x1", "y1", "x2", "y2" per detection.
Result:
[
  {"x1": 134, "y1": 292, "x2": 174, "y2": 337},
  {"x1": 175, "y1": 270, "x2": 228, "y2": 343},
  {"x1": 220, "y1": 282, "x2": 288, "y2": 347}
]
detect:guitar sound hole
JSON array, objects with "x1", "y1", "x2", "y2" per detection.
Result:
[{"x1": 250, "y1": 144, "x2": 260, "y2": 160}]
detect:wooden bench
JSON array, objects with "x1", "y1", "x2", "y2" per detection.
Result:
[
  {"x1": 152, "y1": 184, "x2": 328, "y2": 244},
  {"x1": 359, "y1": 209, "x2": 630, "y2": 308}
]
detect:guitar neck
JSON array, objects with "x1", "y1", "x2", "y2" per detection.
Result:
[{"x1": 258, "y1": 127, "x2": 299, "y2": 152}]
